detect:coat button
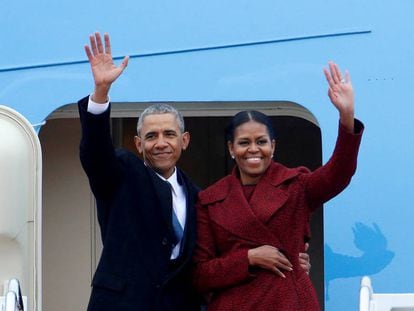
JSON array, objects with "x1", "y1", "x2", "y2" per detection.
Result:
[{"x1": 162, "y1": 238, "x2": 168, "y2": 246}]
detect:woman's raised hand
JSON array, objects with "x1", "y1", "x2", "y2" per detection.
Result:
[{"x1": 323, "y1": 61, "x2": 355, "y2": 132}]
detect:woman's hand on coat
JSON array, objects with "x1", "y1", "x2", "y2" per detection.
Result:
[{"x1": 247, "y1": 245, "x2": 293, "y2": 278}]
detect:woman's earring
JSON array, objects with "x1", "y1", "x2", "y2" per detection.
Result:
[{"x1": 231, "y1": 155, "x2": 235, "y2": 159}]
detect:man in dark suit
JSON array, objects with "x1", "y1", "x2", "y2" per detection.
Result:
[{"x1": 78, "y1": 32, "x2": 200, "y2": 310}]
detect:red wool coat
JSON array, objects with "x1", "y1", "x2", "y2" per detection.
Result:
[{"x1": 192, "y1": 121, "x2": 363, "y2": 311}]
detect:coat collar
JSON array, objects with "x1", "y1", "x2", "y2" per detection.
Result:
[
  {"x1": 199, "y1": 162, "x2": 304, "y2": 248},
  {"x1": 199, "y1": 162, "x2": 303, "y2": 204},
  {"x1": 250, "y1": 162, "x2": 307, "y2": 223}
]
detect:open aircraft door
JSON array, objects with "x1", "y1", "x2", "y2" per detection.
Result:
[{"x1": 0, "y1": 105, "x2": 42, "y2": 310}]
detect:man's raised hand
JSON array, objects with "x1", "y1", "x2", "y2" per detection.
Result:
[{"x1": 84, "y1": 32, "x2": 129, "y2": 103}]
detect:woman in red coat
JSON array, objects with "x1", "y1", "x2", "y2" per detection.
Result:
[{"x1": 192, "y1": 62, "x2": 364, "y2": 310}]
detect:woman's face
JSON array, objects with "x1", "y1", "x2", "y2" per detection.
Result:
[{"x1": 228, "y1": 120, "x2": 275, "y2": 185}]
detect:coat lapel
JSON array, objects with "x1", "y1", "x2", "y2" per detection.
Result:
[
  {"x1": 204, "y1": 162, "x2": 302, "y2": 248},
  {"x1": 209, "y1": 174, "x2": 280, "y2": 246},
  {"x1": 249, "y1": 180, "x2": 289, "y2": 224},
  {"x1": 250, "y1": 162, "x2": 302, "y2": 223}
]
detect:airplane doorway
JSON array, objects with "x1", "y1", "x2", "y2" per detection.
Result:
[{"x1": 40, "y1": 101, "x2": 324, "y2": 310}]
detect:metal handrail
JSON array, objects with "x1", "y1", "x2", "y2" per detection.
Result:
[
  {"x1": 1, "y1": 279, "x2": 24, "y2": 311},
  {"x1": 4, "y1": 291, "x2": 17, "y2": 311},
  {"x1": 7, "y1": 279, "x2": 23, "y2": 311}
]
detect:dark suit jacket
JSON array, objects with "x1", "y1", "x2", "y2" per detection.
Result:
[
  {"x1": 78, "y1": 96, "x2": 200, "y2": 311},
  {"x1": 192, "y1": 120, "x2": 364, "y2": 311}
]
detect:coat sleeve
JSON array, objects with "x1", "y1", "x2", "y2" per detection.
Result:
[
  {"x1": 303, "y1": 119, "x2": 364, "y2": 211},
  {"x1": 192, "y1": 202, "x2": 252, "y2": 293},
  {"x1": 78, "y1": 95, "x2": 122, "y2": 201}
]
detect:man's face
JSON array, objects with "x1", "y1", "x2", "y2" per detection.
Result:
[{"x1": 134, "y1": 113, "x2": 190, "y2": 178}]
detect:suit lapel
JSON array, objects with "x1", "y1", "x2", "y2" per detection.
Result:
[
  {"x1": 181, "y1": 171, "x2": 198, "y2": 251},
  {"x1": 164, "y1": 170, "x2": 198, "y2": 280},
  {"x1": 176, "y1": 170, "x2": 193, "y2": 256},
  {"x1": 146, "y1": 167, "x2": 177, "y2": 244}
]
